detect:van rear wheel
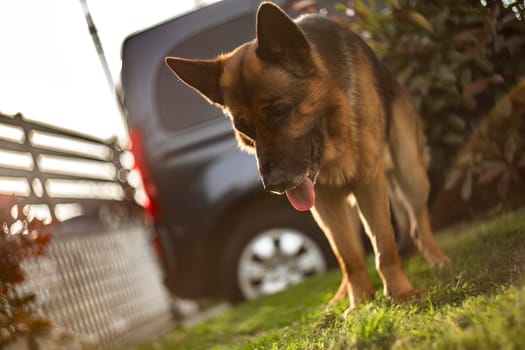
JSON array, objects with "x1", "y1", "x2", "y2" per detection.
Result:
[{"x1": 219, "y1": 201, "x2": 334, "y2": 303}]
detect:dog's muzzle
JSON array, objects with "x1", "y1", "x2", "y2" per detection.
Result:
[{"x1": 260, "y1": 167, "x2": 299, "y2": 194}]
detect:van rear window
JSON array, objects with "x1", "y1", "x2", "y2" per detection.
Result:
[{"x1": 156, "y1": 14, "x2": 254, "y2": 131}]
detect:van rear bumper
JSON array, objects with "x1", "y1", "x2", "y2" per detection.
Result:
[{"x1": 153, "y1": 222, "x2": 218, "y2": 299}]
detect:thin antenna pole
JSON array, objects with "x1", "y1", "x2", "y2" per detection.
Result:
[{"x1": 78, "y1": 0, "x2": 127, "y2": 131}]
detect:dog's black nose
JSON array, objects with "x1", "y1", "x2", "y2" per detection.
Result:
[{"x1": 261, "y1": 168, "x2": 290, "y2": 194}]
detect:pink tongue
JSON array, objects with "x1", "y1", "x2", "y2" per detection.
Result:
[{"x1": 285, "y1": 177, "x2": 315, "y2": 211}]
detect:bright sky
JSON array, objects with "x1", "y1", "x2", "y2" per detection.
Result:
[{"x1": 0, "y1": 0, "x2": 217, "y2": 145}]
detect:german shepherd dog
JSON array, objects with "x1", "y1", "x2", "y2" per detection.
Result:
[{"x1": 166, "y1": 2, "x2": 449, "y2": 315}]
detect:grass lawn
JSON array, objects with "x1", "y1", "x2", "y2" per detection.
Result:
[{"x1": 138, "y1": 209, "x2": 525, "y2": 349}]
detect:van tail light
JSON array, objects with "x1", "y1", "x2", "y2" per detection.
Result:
[
  {"x1": 152, "y1": 235, "x2": 165, "y2": 261},
  {"x1": 129, "y1": 127, "x2": 161, "y2": 220}
]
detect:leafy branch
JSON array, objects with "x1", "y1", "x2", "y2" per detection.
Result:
[{"x1": 1, "y1": 196, "x2": 54, "y2": 348}]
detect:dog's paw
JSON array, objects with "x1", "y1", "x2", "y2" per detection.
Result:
[
  {"x1": 342, "y1": 306, "x2": 355, "y2": 319},
  {"x1": 429, "y1": 254, "x2": 451, "y2": 268},
  {"x1": 329, "y1": 279, "x2": 348, "y2": 305},
  {"x1": 390, "y1": 288, "x2": 422, "y2": 303}
]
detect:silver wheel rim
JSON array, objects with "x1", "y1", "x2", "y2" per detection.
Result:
[{"x1": 237, "y1": 228, "x2": 327, "y2": 300}]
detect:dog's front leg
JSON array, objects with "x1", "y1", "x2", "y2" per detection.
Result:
[
  {"x1": 311, "y1": 185, "x2": 374, "y2": 311},
  {"x1": 354, "y1": 170, "x2": 418, "y2": 301},
  {"x1": 328, "y1": 196, "x2": 365, "y2": 304}
]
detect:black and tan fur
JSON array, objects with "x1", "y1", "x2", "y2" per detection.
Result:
[{"x1": 165, "y1": 2, "x2": 449, "y2": 315}]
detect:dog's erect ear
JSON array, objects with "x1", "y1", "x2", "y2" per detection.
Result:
[
  {"x1": 165, "y1": 57, "x2": 224, "y2": 106},
  {"x1": 256, "y1": 2, "x2": 313, "y2": 77}
]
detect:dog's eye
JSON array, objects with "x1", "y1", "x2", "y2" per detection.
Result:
[
  {"x1": 261, "y1": 103, "x2": 292, "y2": 125},
  {"x1": 233, "y1": 117, "x2": 255, "y2": 140}
]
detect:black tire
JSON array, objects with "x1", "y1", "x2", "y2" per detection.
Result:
[{"x1": 219, "y1": 200, "x2": 336, "y2": 304}]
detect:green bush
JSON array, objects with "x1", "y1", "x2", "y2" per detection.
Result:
[{"x1": 430, "y1": 82, "x2": 525, "y2": 228}]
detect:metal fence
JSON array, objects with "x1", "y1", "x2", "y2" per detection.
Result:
[
  {"x1": 20, "y1": 221, "x2": 173, "y2": 349},
  {"x1": 0, "y1": 112, "x2": 174, "y2": 348}
]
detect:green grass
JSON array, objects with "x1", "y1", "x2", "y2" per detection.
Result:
[{"x1": 138, "y1": 209, "x2": 525, "y2": 350}]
